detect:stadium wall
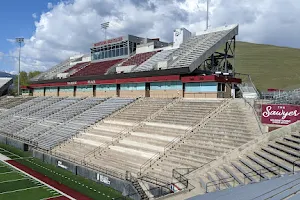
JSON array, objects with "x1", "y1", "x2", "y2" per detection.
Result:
[
  {"x1": 32, "y1": 150, "x2": 141, "y2": 200},
  {"x1": 0, "y1": 135, "x2": 24, "y2": 150}
]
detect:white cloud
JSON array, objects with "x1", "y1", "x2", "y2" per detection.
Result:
[
  {"x1": 32, "y1": 13, "x2": 37, "y2": 19},
  {"x1": 9, "y1": 0, "x2": 300, "y2": 72}
]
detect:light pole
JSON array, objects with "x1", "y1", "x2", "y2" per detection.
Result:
[
  {"x1": 101, "y1": 22, "x2": 110, "y2": 40},
  {"x1": 15, "y1": 37, "x2": 24, "y2": 96},
  {"x1": 206, "y1": 0, "x2": 209, "y2": 30}
]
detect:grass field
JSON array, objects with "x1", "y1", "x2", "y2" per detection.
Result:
[
  {"x1": 234, "y1": 41, "x2": 300, "y2": 91},
  {"x1": 0, "y1": 143, "x2": 126, "y2": 200},
  {"x1": 0, "y1": 160, "x2": 61, "y2": 200}
]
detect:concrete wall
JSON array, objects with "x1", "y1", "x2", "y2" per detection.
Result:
[
  {"x1": 45, "y1": 91, "x2": 57, "y2": 97},
  {"x1": 95, "y1": 91, "x2": 116, "y2": 97},
  {"x1": 184, "y1": 92, "x2": 217, "y2": 98},
  {"x1": 76, "y1": 91, "x2": 93, "y2": 97},
  {"x1": 59, "y1": 91, "x2": 74, "y2": 97},
  {"x1": 0, "y1": 135, "x2": 24, "y2": 150},
  {"x1": 150, "y1": 90, "x2": 182, "y2": 98},
  {"x1": 32, "y1": 150, "x2": 141, "y2": 200},
  {"x1": 33, "y1": 91, "x2": 44, "y2": 97},
  {"x1": 120, "y1": 90, "x2": 145, "y2": 98}
]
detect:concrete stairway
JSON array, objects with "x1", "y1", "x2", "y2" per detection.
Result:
[{"x1": 199, "y1": 132, "x2": 300, "y2": 193}]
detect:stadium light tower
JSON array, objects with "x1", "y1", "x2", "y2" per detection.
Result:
[
  {"x1": 15, "y1": 37, "x2": 24, "y2": 96},
  {"x1": 206, "y1": 0, "x2": 209, "y2": 30},
  {"x1": 101, "y1": 22, "x2": 110, "y2": 40}
]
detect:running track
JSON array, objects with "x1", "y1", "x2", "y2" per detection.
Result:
[{"x1": 6, "y1": 160, "x2": 92, "y2": 200}]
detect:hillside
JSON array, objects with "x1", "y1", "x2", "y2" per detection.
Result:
[
  {"x1": 0, "y1": 71, "x2": 14, "y2": 78},
  {"x1": 234, "y1": 41, "x2": 300, "y2": 91}
]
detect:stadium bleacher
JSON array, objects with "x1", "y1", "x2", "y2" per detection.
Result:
[
  {"x1": 72, "y1": 59, "x2": 123, "y2": 76},
  {"x1": 4, "y1": 23, "x2": 299, "y2": 200},
  {"x1": 133, "y1": 49, "x2": 176, "y2": 72},
  {"x1": 197, "y1": 130, "x2": 300, "y2": 193},
  {"x1": 122, "y1": 51, "x2": 159, "y2": 67}
]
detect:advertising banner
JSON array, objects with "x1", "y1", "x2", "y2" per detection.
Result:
[{"x1": 261, "y1": 104, "x2": 300, "y2": 125}]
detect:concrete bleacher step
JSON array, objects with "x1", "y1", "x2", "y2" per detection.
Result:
[
  {"x1": 223, "y1": 164, "x2": 244, "y2": 185},
  {"x1": 179, "y1": 143, "x2": 226, "y2": 156},
  {"x1": 109, "y1": 145, "x2": 154, "y2": 159},
  {"x1": 174, "y1": 145, "x2": 220, "y2": 158},
  {"x1": 131, "y1": 131, "x2": 176, "y2": 142},
  {"x1": 128, "y1": 135, "x2": 170, "y2": 146},
  {"x1": 168, "y1": 151, "x2": 212, "y2": 165},
  {"x1": 162, "y1": 154, "x2": 205, "y2": 168},
  {"x1": 119, "y1": 139, "x2": 164, "y2": 152},
  {"x1": 246, "y1": 154, "x2": 283, "y2": 176},
  {"x1": 96, "y1": 154, "x2": 141, "y2": 172},
  {"x1": 284, "y1": 135, "x2": 300, "y2": 144},
  {"x1": 268, "y1": 142, "x2": 300, "y2": 158},
  {"x1": 184, "y1": 140, "x2": 235, "y2": 151},
  {"x1": 262, "y1": 146, "x2": 299, "y2": 165},
  {"x1": 215, "y1": 168, "x2": 233, "y2": 188},
  {"x1": 240, "y1": 158, "x2": 272, "y2": 180},
  {"x1": 207, "y1": 172, "x2": 223, "y2": 191},
  {"x1": 276, "y1": 139, "x2": 300, "y2": 151},
  {"x1": 231, "y1": 161, "x2": 260, "y2": 183},
  {"x1": 254, "y1": 150, "x2": 293, "y2": 172},
  {"x1": 146, "y1": 169, "x2": 173, "y2": 183},
  {"x1": 191, "y1": 133, "x2": 248, "y2": 147}
]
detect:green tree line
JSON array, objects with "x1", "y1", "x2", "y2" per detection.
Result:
[{"x1": 11, "y1": 71, "x2": 41, "y2": 95}]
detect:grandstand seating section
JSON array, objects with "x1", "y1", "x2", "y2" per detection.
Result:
[
  {"x1": 133, "y1": 49, "x2": 176, "y2": 72},
  {"x1": 0, "y1": 97, "x2": 35, "y2": 110},
  {"x1": 72, "y1": 59, "x2": 122, "y2": 76},
  {"x1": 144, "y1": 99, "x2": 261, "y2": 182},
  {"x1": 198, "y1": 130, "x2": 300, "y2": 194},
  {"x1": 121, "y1": 51, "x2": 158, "y2": 67},
  {"x1": 169, "y1": 29, "x2": 234, "y2": 70},
  {"x1": 64, "y1": 62, "x2": 89, "y2": 73}
]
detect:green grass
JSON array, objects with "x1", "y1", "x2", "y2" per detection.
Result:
[
  {"x1": 0, "y1": 143, "x2": 127, "y2": 200},
  {"x1": 0, "y1": 160, "x2": 60, "y2": 200},
  {"x1": 0, "y1": 187, "x2": 59, "y2": 200},
  {"x1": 234, "y1": 41, "x2": 300, "y2": 91}
]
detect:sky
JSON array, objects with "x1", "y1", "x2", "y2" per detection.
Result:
[{"x1": 0, "y1": 0, "x2": 300, "y2": 74}]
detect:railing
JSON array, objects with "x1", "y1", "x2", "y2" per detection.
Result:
[
  {"x1": 242, "y1": 97, "x2": 264, "y2": 135},
  {"x1": 206, "y1": 176, "x2": 237, "y2": 193},
  {"x1": 243, "y1": 165, "x2": 281, "y2": 183},
  {"x1": 172, "y1": 169, "x2": 188, "y2": 189},
  {"x1": 293, "y1": 158, "x2": 300, "y2": 174},
  {"x1": 139, "y1": 99, "x2": 231, "y2": 175},
  {"x1": 205, "y1": 165, "x2": 281, "y2": 193}
]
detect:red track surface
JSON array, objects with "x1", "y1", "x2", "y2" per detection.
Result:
[{"x1": 6, "y1": 160, "x2": 92, "y2": 200}]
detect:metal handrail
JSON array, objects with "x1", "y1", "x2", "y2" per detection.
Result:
[
  {"x1": 243, "y1": 165, "x2": 281, "y2": 183},
  {"x1": 206, "y1": 176, "x2": 237, "y2": 193},
  {"x1": 139, "y1": 99, "x2": 231, "y2": 175},
  {"x1": 293, "y1": 158, "x2": 300, "y2": 174},
  {"x1": 242, "y1": 97, "x2": 264, "y2": 135}
]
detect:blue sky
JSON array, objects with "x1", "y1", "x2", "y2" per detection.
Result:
[
  {"x1": 0, "y1": 0, "x2": 60, "y2": 73},
  {"x1": 0, "y1": 0, "x2": 300, "y2": 74}
]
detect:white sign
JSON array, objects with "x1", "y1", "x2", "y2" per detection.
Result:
[
  {"x1": 57, "y1": 161, "x2": 68, "y2": 169},
  {"x1": 97, "y1": 173, "x2": 111, "y2": 185}
]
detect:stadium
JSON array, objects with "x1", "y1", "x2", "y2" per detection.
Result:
[{"x1": 0, "y1": 21, "x2": 299, "y2": 200}]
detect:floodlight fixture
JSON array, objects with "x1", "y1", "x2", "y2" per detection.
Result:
[
  {"x1": 15, "y1": 37, "x2": 24, "y2": 96},
  {"x1": 101, "y1": 22, "x2": 110, "y2": 40}
]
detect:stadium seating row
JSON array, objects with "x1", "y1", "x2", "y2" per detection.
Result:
[{"x1": 198, "y1": 131, "x2": 300, "y2": 194}]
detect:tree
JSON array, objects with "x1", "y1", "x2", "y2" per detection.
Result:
[{"x1": 11, "y1": 71, "x2": 41, "y2": 96}]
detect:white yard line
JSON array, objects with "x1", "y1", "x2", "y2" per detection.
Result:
[
  {"x1": 0, "y1": 186, "x2": 44, "y2": 195},
  {"x1": 0, "y1": 153, "x2": 75, "y2": 200},
  {"x1": 0, "y1": 178, "x2": 28, "y2": 184},
  {"x1": 0, "y1": 171, "x2": 14, "y2": 175}
]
